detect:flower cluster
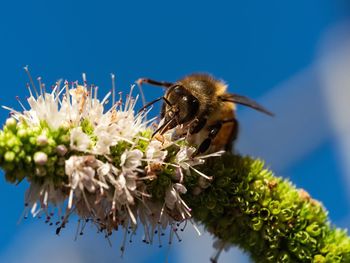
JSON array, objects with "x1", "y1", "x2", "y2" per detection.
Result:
[{"x1": 0, "y1": 73, "x2": 219, "y2": 250}]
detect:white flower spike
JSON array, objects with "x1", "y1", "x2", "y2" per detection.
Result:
[{"x1": 1, "y1": 70, "x2": 223, "y2": 255}]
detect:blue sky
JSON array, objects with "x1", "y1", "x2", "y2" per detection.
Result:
[{"x1": 1, "y1": 1, "x2": 350, "y2": 262}]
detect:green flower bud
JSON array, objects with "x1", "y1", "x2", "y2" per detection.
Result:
[
  {"x1": 6, "y1": 137, "x2": 19, "y2": 148},
  {"x1": 59, "y1": 134, "x2": 70, "y2": 144},
  {"x1": 34, "y1": 151, "x2": 48, "y2": 165},
  {"x1": 47, "y1": 138, "x2": 56, "y2": 147},
  {"x1": 5, "y1": 118, "x2": 17, "y2": 131},
  {"x1": 17, "y1": 129, "x2": 27, "y2": 139},
  {"x1": 56, "y1": 145, "x2": 68, "y2": 156},
  {"x1": 313, "y1": 254, "x2": 325, "y2": 263},
  {"x1": 239, "y1": 181, "x2": 249, "y2": 191},
  {"x1": 24, "y1": 155, "x2": 32, "y2": 164},
  {"x1": 306, "y1": 222, "x2": 322, "y2": 237},
  {"x1": 251, "y1": 217, "x2": 263, "y2": 231},
  {"x1": 259, "y1": 208, "x2": 270, "y2": 220},
  {"x1": 4, "y1": 151, "x2": 15, "y2": 162},
  {"x1": 268, "y1": 200, "x2": 281, "y2": 215},
  {"x1": 37, "y1": 134, "x2": 48, "y2": 146},
  {"x1": 266, "y1": 250, "x2": 277, "y2": 261},
  {"x1": 29, "y1": 136, "x2": 37, "y2": 145},
  {"x1": 18, "y1": 150, "x2": 26, "y2": 159},
  {"x1": 325, "y1": 252, "x2": 342, "y2": 262},
  {"x1": 29, "y1": 126, "x2": 41, "y2": 135},
  {"x1": 278, "y1": 252, "x2": 291, "y2": 263},
  {"x1": 280, "y1": 208, "x2": 293, "y2": 221},
  {"x1": 12, "y1": 145, "x2": 21, "y2": 154},
  {"x1": 247, "y1": 190, "x2": 259, "y2": 202},
  {"x1": 295, "y1": 231, "x2": 310, "y2": 245},
  {"x1": 261, "y1": 197, "x2": 272, "y2": 207},
  {"x1": 296, "y1": 248, "x2": 311, "y2": 260}
]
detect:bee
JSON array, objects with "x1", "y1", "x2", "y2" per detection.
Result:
[{"x1": 137, "y1": 73, "x2": 273, "y2": 154}]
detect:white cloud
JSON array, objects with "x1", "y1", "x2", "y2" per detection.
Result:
[
  {"x1": 317, "y1": 20, "x2": 350, "y2": 203},
  {"x1": 236, "y1": 67, "x2": 331, "y2": 173}
]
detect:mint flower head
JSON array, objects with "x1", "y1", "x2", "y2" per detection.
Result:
[{"x1": 0, "y1": 71, "x2": 218, "y2": 252}]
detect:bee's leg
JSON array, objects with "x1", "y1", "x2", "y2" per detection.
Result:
[
  {"x1": 195, "y1": 123, "x2": 222, "y2": 155},
  {"x1": 195, "y1": 118, "x2": 236, "y2": 155},
  {"x1": 136, "y1": 78, "x2": 173, "y2": 88},
  {"x1": 181, "y1": 117, "x2": 208, "y2": 142},
  {"x1": 189, "y1": 117, "x2": 207, "y2": 135}
]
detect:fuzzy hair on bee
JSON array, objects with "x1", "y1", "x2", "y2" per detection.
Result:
[{"x1": 137, "y1": 73, "x2": 273, "y2": 154}]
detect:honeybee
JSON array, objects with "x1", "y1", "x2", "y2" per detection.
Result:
[{"x1": 137, "y1": 73, "x2": 273, "y2": 154}]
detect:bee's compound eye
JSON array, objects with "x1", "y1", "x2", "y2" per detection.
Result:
[{"x1": 173, "y1": 85, "x2": 182, "y2": 94}]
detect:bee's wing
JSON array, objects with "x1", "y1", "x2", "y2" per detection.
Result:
[{"x1": 220, "y1": 93, "x2": 274, "y2": 116}]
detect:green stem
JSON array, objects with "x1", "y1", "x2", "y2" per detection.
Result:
[{"x1": 184, "y1": 153, "x2": 350, "y2": 263}]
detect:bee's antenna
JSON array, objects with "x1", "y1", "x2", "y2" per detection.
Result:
[
  {"x1": 135, "y1": 78, "x2": 173, "y2": 88},
  {"x1": 138, "y1": 97, "x2": 162, "y2": 113},
  {"x1": 138, "y1": 96, "x2": 172, "y2": 114}
]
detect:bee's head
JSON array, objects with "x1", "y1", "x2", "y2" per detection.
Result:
[{"x1": 162, "y1": 84, "x2": 199, "y2": 130}]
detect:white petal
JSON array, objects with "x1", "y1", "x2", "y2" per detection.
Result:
[
  {"x1": 70, "y1": 127, "x2": 91, "y2": 152},
  {"x1": 97, "y1": 163, "x2": 110, "y2": 176},
  {"x1": 174, "y1": 183, "x2": 187, "y2": 194}
]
